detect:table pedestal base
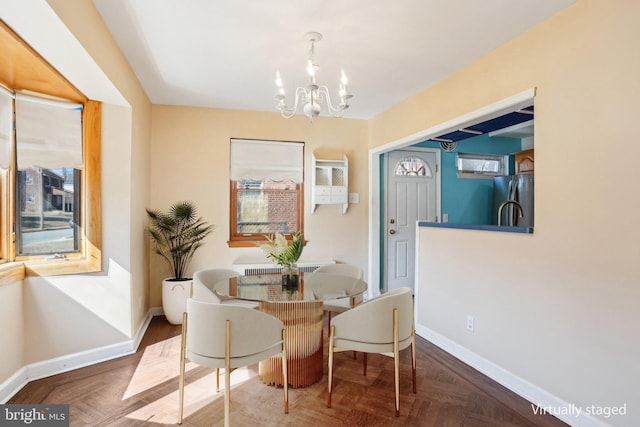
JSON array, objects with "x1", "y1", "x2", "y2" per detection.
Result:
[{"x1": 258, "y1": 300, "x2": 323, "y2": 388}]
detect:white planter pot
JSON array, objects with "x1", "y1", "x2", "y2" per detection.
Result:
[{"x1": 162, "y1": 278, "x2": 192, "y2": 325}]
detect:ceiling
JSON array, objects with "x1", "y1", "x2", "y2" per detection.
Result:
[{"x1": 93, "y1": 0, "x2": 574, "y2": 120}]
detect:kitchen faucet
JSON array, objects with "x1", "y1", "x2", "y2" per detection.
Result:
[{"x1": 498, "y1": 200, "x2": 524, "y2": 226}]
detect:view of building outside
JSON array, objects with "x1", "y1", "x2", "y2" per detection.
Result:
[
  {"x1": 236, "y1": 179, "x2": 298, "y2": 235},
  {"x1": 17, "y1": 166, "x2": 80, "y2": 255}
]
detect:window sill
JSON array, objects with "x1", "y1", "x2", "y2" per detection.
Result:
[
  {"x1": 0, "y1": 262, "x2": 26, "y2": 287},
  {"x1": 24, "y1": 256, "x2": 102, "y2": 277},
  {"x1": 228, "y1": 238, "x2": 307, "y2": 248},
  {"x1": 228, "y1": 240, "x2": 263, "y2": 248},
  {"x1": 0, "y1": 248, "x2": 101, "y2": 283}
]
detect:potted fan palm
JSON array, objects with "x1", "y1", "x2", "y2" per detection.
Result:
[
  {"x1": 146, "y1": 201, "x2": 214, "y2": 324},
  {"x1": 260, "y1": 231, "x2": 304, "y2": 289}
]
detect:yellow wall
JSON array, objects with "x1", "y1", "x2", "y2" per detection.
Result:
[
  {"x1": 149, "y1": 106, "x2": 368, "y2": 306},
  {"x1": 371, "y1": 1, "x2": 639, "y2": 426}
]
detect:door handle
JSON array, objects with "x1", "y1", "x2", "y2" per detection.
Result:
[{"x1": 389, "y1": 229, "x2": 396, "y2": 235}]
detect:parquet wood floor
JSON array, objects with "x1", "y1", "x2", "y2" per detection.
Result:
[{"x1": 9, "y1": 316, "x2": 567, "y2": 426}]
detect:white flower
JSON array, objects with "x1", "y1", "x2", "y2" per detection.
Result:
[{"x1": 259, "y1": 231, "x2": 304, "y2": 271}]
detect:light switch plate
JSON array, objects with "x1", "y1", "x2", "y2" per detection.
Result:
[{"x1": 348, "y1": 193, "x2": 359, "y2": 204}]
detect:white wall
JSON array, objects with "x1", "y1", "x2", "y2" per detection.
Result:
[
  {"x1": 46, "y1": 0, "x2": 153, "y2": 339},
  {"x1": 23, "y1": 274, "x2": 130, "y2": 363},
  {"x1": 0, "y1": 279, "x2": 24, "y2": 383}
]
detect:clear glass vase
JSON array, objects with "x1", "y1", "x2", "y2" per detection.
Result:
[{"x1": 281, "y1": 263, "x2": 299, "y2": 289}]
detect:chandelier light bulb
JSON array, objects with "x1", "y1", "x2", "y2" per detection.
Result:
[
  {"x1": 306, "y1": 60, "x2": 315, "y2": 77},
  {"x1": 274, "y1": 32, "x2": 353, "y2": 121}
]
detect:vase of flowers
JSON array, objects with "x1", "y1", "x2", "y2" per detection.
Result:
[{"x1": 260, "y1": 231, "x2": 304, "y2": 289}]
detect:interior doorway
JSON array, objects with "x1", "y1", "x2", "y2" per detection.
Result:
[{"x1": 367, "y1": 88, "x2": 535, "y2": 300}]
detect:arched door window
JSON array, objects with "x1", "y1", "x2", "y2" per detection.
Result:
[{"x1": 393, "y1": 157, "x2": 432, "y2": 177}]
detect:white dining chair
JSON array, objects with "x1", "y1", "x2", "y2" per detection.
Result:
[
  {"x1": 178, "y1": 298, "x2": 288, "y2": 427},
  {"x1": 191, "y1": 268, "x2": 261, "y2": 391},
  {"x1": 327, "y1": 287, "x2": 416, "y2": 417},
  {"x1": 310, "y1": 264, "x2": 364, "y2": 336},
  {"x1": 193, "y1": 268, "x2": 259, "y2": 308}
]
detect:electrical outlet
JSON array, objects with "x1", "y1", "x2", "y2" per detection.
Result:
[
  {"x1": 443, "y1": 213, "x2": 449, "y2": 223},
  {"x1": 348, "y1": 193, "x2": 359, "y2": 204},
  {"x1": 466, "y1": 315, "x2": 474, "y2": 332}
]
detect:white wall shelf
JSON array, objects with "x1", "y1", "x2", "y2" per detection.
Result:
[{"x1": 312, "y1": 154, "x2": 349, "y2": 214}]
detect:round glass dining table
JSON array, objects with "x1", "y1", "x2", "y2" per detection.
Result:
[{"x1": 212, "y1": 271, "x2": 367, "y2": 388}]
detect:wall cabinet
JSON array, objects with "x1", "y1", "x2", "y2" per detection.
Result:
[
  {"x1": 515, "y1": 149, "x2": 534, "y2": 173},
  {"x1": 312, "y1": 154, "x2": 348, "y2": 214}
]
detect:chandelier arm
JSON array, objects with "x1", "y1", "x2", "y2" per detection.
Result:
[
  {"x1": 317, "y1": 86, "x2": 349, "y2": 117},
  {"x1": 277, "y1": 87, "x2": 309, "y2": 118}
]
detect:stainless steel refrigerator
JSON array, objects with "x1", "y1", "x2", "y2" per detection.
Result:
[{"x1": 492, "y1": 174, "x2": 534, "y2": 227}]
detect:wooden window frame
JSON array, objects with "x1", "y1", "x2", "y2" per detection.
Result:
[{"x1": 1, "y1": 99, "x2": 102, "y2": 276}]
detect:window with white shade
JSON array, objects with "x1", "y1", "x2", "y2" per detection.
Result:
[
  {"x1": 14, "y1": 93, "x2": 83, "y2": 256},
  {"x1": 229, "y1": 139, "x2": 304, "y2": 246},
  {"x1": 0, "y1": 89, "x2": 101, "y2": 271}
]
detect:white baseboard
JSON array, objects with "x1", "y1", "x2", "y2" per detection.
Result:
[
  {"x1": 26, "y1": 340, "x2": 136, "y2": 382},
  {"x1": 1, "y1": 310, "x2": 155, "y2": 404},
  {"x1": 132, "y1": 310, "x2": 154, "y2": 350},
  {"x1": 416, "y1": 324, "x2": 610, "y2": 427},
  {"x1": 0, "y1": 368, "x2": 28, "y2": 404},
  {"x1": 150, "y1": 306, "x2": 164, "y2": 317}
]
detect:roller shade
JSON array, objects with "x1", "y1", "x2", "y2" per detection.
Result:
[
  {"x1": 15, "y1": 93, "x2": 83, "y2": 170},
  {"x1": 230, "y1": 139, "x2": 304, "y2": 183},
  {"x1": 0, "y1": 88, "x2": 11, "y2": 169}
]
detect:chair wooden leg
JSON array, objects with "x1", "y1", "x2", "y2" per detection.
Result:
[
  {"x1": 327, "y1": 311, "x2": 332, "y2": 338},
  {"x1": 178, "y1": 312, "x2": 187, "y2": 425},
  {"x1": 216, "y1": 368, "x2": 220, "y2": 392},
  {"x1": 363, "y1": 353, "x2": 367, "y2": 376},
  {"x1": 282, "y1": 329, "x2": 289, "y2": 414},
  {"x1": 327, "y1": 325, "x2": 335, "y2": 408},
  {"x1": 224, "y1": 320, "x2": 231, "y2": 427}
]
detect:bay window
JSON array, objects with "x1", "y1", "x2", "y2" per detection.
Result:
[{"x1": 0, "y1": 20, "x2": 101, "y2": 276}]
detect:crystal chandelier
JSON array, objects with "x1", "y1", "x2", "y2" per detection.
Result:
[{"x1": 275, "y1": 32, "x2": 353, "y2": 121}]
